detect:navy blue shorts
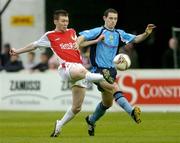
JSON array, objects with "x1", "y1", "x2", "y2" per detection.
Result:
[{"x1": 91, "y1": 67, "x2": 117, "y2": 92}]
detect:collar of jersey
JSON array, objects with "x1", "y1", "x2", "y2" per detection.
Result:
[{"x1": 103, "y1": 26, "x2": 115, "y2": 32}]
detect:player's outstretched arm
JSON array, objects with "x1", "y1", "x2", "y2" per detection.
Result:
[
  {"x1": 78, "y1": 34, "x2": 105, "y2": 48},
  {"x1": 133, "y1": 24, "x2": 156, "y2": 44},
  {"x1": 9, "y1": 43, "x2": 37, "y2": 56}
]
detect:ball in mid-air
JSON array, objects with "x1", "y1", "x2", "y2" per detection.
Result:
[{"x1": 113, "y1": 53, "x2": 131, "y2": 71}]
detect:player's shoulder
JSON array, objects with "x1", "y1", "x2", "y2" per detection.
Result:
[
  {"x1": 115, "y1": 28, "x2": 125, "y2": 33},
  {"x1": 82, "y1": 26, "x2": 103, "y2": 34},
  {"x1": 44, "y1": 30, "x2": 56, "y2": 36},
  {"x1": 67, "y1": 28, "x2": 76, "y2": 33},
  {"x1": 91, "y1": 26, "x2": 104, "y2": 31}
]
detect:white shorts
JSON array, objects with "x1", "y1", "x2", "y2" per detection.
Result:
[{"x1": 58, "y1": 62, "x2": 88, "y2": 88}]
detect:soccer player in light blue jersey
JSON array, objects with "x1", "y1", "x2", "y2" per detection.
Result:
[{"x1": 78, "y1": 8, "x2": 156, "y2": 136}]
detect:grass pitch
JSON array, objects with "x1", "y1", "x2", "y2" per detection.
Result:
[{"x1": 0, "y1": 111, "x2": 180, "y2": 143}]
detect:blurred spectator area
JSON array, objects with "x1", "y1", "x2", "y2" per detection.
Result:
[
  {"x1": 4, "y1": 54, "x2": 24, "y2": 72},
  {"x1": 1, "y1": 0, "x2": 180, "y2": 69}
]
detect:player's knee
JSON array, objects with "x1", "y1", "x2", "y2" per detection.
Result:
[
  {"x1": 100, "y1": 102, "x2": 111, "y2": 110},
  {"x1": 77, "y1": 67, "x2": 87, "y2": 76},
  {"x1": 105, "y1": 103, "x2": 112, "y2": 108},
  {"x1": 102, "y1": 100, "x2": 113, "y2": 107},
  {"x1": 100, "y1": 82, "x2": 115, "y2": 92},
  {"x1": 72, "y1": 106, "x2": 82, "y2": 114},
  {"x1": 108, "y1": 101, "x2": 113, "y2": 107}
]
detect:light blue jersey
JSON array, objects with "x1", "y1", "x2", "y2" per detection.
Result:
[{"x1": 79, "y1": 26, "x2": 136, "y2": 68}]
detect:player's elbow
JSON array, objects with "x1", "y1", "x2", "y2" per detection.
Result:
[{"x1": 132, "y1": 37, "x2": 140, "y2": 44}]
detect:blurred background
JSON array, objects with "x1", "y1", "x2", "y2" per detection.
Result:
[
  {"x1": 1, "y1": 1, "x2": 180, "y2": 142},
  {"x1": 0, "y1": 0, "x2": 180, "y2": 112},
  {"x1": 1, "y1": 0, "x2": 180, "y2": 69},
  {"x1": 46, "y1": 0, "x2": 180, "y2": 69}
]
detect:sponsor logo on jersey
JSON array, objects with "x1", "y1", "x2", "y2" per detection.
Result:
[{"x1": 60, "y1": 42, "x2": 77, "y2": 50}]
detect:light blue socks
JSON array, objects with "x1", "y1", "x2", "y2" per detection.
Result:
[
  {"x1": 89, "y1": 102, "x2": 109, "y2": 124},
  {"x1": 113, "y1": 91, "x2": 133, "y2": 115}
]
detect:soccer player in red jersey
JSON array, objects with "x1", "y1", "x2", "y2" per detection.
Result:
[{"x1": 9, "y1": 10, "x2": 111, "y2": 137}]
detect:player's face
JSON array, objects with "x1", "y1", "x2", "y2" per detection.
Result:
[
  {"x1": 104, "y1": 12, "x2": 118, "y2": 29},
  {"x1": 55, "y1": 16, "x2": 69, "y2": 32}
]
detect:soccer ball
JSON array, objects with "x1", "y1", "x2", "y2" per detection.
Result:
[{"x1": 113, "y1": 53, "x2": 131, "y2": 71}]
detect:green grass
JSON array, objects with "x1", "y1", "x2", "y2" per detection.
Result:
[{"x1": 0, "y1": 111, "x2": 180, "y2": 143}]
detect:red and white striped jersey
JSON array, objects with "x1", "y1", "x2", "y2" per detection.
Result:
[{"x1": 33, "y1": 28, "x2": 82, "y2": 64}]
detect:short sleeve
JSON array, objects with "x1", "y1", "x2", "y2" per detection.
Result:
[
  {"x1": 33, "y1": 33, "x2": 51, "y2": 48},
  {"x1": 79, "y1": 27, "x2": 103, "y2": 40},
  {"x1": 117, "y1": 29, "x2": 136, "y2": 44}
]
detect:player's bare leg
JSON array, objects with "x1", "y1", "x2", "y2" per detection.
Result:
[
  {"x1": 70, "y1": 65, "x2": 113, "y2": 84},
  {"x1": 50, "y1": 86, "x2": 86, "y2": 137}
]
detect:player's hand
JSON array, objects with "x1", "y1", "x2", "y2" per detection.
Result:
[
  {"x1": 74, "y1": 42, "x2": 79, "y2": 50},
  {"x1": 145, "y1": 24, "x2": 156, "y2": 35},
  {"x1": 9, "y1": 48, "x2": 18, "y2": 56},
  {"x1": 96, "y1": 34, "x2": 105, "y2": 42}
]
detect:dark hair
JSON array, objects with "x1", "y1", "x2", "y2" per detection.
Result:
[
  {"x1": 4, "y1": 43, "x2": 11, "y2": 49},
  {"x1": 104, "y1": 8, "x2": 118, "y2": 17},
  {"x1": 53, "y1": 9, "x2": 69, "y2": 20}
]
